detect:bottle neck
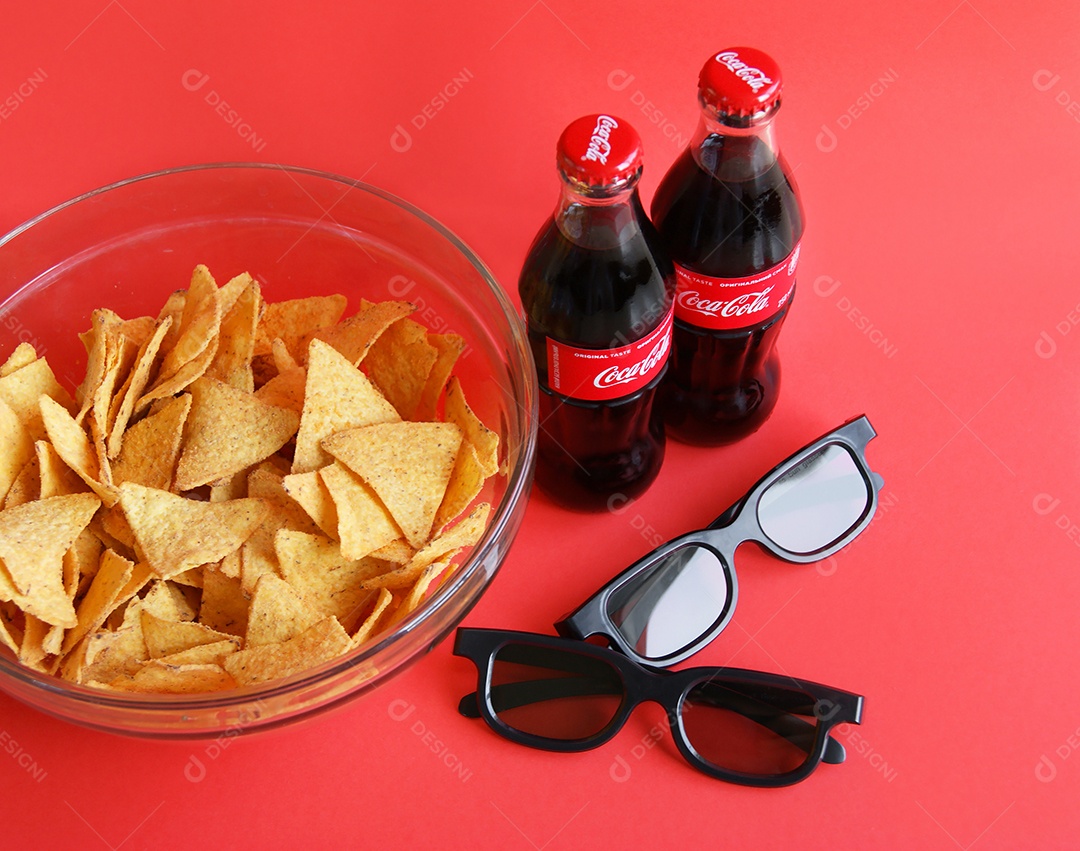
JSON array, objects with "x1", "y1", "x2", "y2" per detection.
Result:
[
  {"x1": 553, "y1": 180, "x2": 644, "y2": 250},
  {"x1": 690, "y1": 106, "x2": 782, "y2": 181}
]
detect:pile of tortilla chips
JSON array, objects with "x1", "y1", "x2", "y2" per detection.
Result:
[{"x1": 0, "y1": 265, "x2": 501, "y2": 693}]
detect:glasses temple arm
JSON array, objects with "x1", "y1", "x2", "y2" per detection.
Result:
[{"x1": 457, "y1": 677, "x2": 846, "y2": 764}]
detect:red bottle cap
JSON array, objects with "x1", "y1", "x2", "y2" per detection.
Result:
[
  {"x1": 557, "y1": 114, "x2": 643, "y2": 188},
  {"x1": 698, "y1": 48, "x2": 783, "y2": 121}
]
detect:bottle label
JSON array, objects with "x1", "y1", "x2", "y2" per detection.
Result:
[
  {"x1": 545, "y1": 305, "x2": 674, "y2": 402},
  {"x1": 673, "y1": 242, "x2": 801, "y2": 330}
]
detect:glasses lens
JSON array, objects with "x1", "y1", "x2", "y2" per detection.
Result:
[
  {"x1": 605, "y1": 545, "x2": 730, "y2": 662},
  {"x1": 757, "y1": 444, "x2": 870, "y2": 554},
  {"x1": 682, "y1": 679, "x2": 819, "y2": 776},
  {"x1": 490, "y1": 642, "x2": 623, "y2": 741}
]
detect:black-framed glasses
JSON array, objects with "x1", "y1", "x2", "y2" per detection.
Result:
[
  {"x1": 555, "y1": 415, "x2": 883, "y2": 667},
  {"x1": 454, "y1": 628, "x2": 863, "y2": 787}
]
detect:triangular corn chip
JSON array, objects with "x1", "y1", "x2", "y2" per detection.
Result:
[
  {"x1": 118, "y1": 482, "x2": 268, "y2": 578},
  {"x1": 363, "y1": 317, "x2": 438, "y2": 420},
  {"x1": 255, "y1": 295, "x2": 347, "y2": 362},
  {"x1": 206, "y1": 275, "x2": 261, "y2": 392},
  {"x1": 444, "y1": 376, "x2": 500, "y2": 477},
  {"x1": 292, "y1": 338, "x2": 400, "y2": 474},
  {"x1": 350, "y1": 587, "x2": 394, "y2": 647},
  {"x1": 140, "y1": 612, "x2": 239, "y2": 659},
  {"x1": 198, "y1": 566, "x2": 249, "y2": 636},
  {"x1": 323, "y1": 422, "x2": 462, "y2": 548},
  {"x1": 274, "y1": 530, "x2": 382, "y2": 630},
  {"x1": 106, "y1": 316, "x2": 173, "y2": 459},
  {"x1": 245, "y1": 573, "x2": 323, "y2": 647},
  {"x1": 111, "y1": 393, "x2": 191, "y2": 490},
  {"x1": 414, "y1": 332, "x2": 465, "y2": 422},
  {"x1": 0, "y1": 343, "x2": 38, "y2": 377},
  {"x1": 307, "y1": 299, "x2": 415, "y2": 365},
  {"x1": 281, "y1": 470, "x2": 339, "y2": 538},
  {"x1": 223, "y1": 616, "x2": 351, "y2": 686},
  {"x1": 432, "y1": 441, "x2": 487, "y2": 535},
  {"x1": 319, "y1": 462, "x2": 401, "y2": 560},
  {"x1": 60, "y1": 549, "x2": 134, "y2": 658},
  {"x1": 108, "y1": 661, "x2": 234, "y2": 694},
  {"x1": 0, "y1": 493, "x2": 100, "y2": 628},
  {"x1": 156, "y1": 264, "x2": 221, "y2": 383},
  {"x1": 0, "y1": 357, "x2": 75, "y2": 442},
  {"x1": 173, "y1": 377, "x2": 300, "y2": 491},
  {"x1": 0, "y1": 397, "x2": 34, "y2": 505},
  {"x1": 39, "y1": 395, "x2": 118, "y2": 506}
]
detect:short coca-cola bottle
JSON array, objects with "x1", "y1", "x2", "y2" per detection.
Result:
[
  {"x1": 519, "y1": 114, "x2": 675, "y2": 511},
  {"x1": 652, "y1": 47, "x2": 805, "y2": 445}
]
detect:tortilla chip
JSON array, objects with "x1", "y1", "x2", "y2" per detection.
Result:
[
  {"x1": 122, "y1": 583, "x2": 193, "y2": 631},
  {"x1": 350, "y1": 587, "x2": 394, "y2": 647},
  {"x1": 385, "y1": 562, "x2": 445, "y2": 627},
  {"x1": 323, "y1": 421, "x2": 462, "y2": 548},
  {"x1": 444, "y1": 376, "x2": 500, "y2": 477},
  {"x1": 135, "y1": 341, "x2": 216, "y2": 413},
  {"x1": 274, "y1": 530, "x2": 382, "y2": 630},
  {"x1": 199, "y1": 566, "x2": 250, "y2": 637},
  {"x1": 60, "y1": 549, "x2": 134, "y2": 658},
  {"x1": 0, "y1": 397, "x2": 34, "y2": 505},
  {"x1": 432, "y1": 441, "x2": 487, "y2": 535},
  {"x1": 0, "y1": 343, "x2": 38, "y2": 377},
  {"x1": 19, "y1": 615, "x2": 52, "y2": 670},
  {"x1": 153, "y1": 639, "x2": 238, "y2": 667},
  {"x1": 206, "y1": 277, "x2": 261, "y2": 392},
  {"x1": 292, "y1": 338, "x2": 400, "y2": 474},
  {"x1": 245, "y1": 573, "x2": 323, "y2": 647},
  {"x1": 368, "y1": 539, "x2": 415, "y2": 564},
  {"x1": 223, "y1": 616, "x2": 351, "y2": 686},
  {"x1": 0, "y1": 357, "x2": 75, "y2": 442},
  {"x1": 411, "y1": 502, "x2": 490, "y2": 571},
  {"x1": 173, "y1": 377, "x2": 300, "y2": 491},
  {"x1": 39, "y1": 394, "x2": 118, "y2": 506},
  {"x1": 111, "y1": 393, "x2": 191, "y2": 490},
  {"x1": 157, "y1": 264, "x2": 221, "y2": 383},
  {"x1": 78, "y1": 620, "x2": 148, "y2": 684},
  {"x1": 75, "y1": 308, "x2": 124, "y2": 425},
  {"x1": 3, "y1": 456, "x2": 40, "y2": 510},
  {"x1": 0, "y1": 602, "x2": 22, "y2": 654},
  {"x1": 253, "y1": 366, "x2": 306, "y2": 414},
  {"x1": 255, "y1": 295, "x2": 348, "y2": 362},
  {"x1": 308, "y1": 299, "x2": 416, "y2": 365},
  {"x1": 0, "y1": 493, "x2": 100, "y2": 628},
  {"x1": 108, "y1": 662, "x2": 234, "y2": 694},
  {"x1": 141, "y1": 612, "x2": 239, "y2": 659},
  {"x1": 106, "y1": 316, "x2": 173, "y2": 459},
  {"x1": 281, "y1": 470, "x2": 338, "y2": 538},
  {"x1": 118, "y1": 482, "x2": 268, "y2": 578},
  {"x1": 236, "y1": 467, "x2": 321, "y2": 596},
  {"x1": 319, "y1": 462, "x2": 400, "y2": 560},
  {"x1": 414, "y1": 333, "x2": 465, "y2": 421},
  {"x1": 36, "y1": 440, "x2": 89, "y2": 499},
  {"x1": 363, "y1": 317, "x2": 438, "y2": 420}
]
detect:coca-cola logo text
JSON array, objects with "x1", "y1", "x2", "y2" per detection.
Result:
[
  {"x1": 677, "y1": 286, "x2": 773, "y2": 319},
  {"x1": 716, "y1": 51, "x2": 773, "y2": 93},
  {"x1": 582, "y1": 115, "x2": 619, "y2": 165},
  {"x1": 592, "y1": 335, "x2": 669, "y2": 390}
]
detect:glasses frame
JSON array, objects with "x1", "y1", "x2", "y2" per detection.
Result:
[
  {"x1": 555, "y1": 415, "x2": 884, "y2": 666},
  {"x1": 454, "y1": 628, "x2": 864, "y2": 788}
]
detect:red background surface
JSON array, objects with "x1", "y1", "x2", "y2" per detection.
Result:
[{"x1": 1, "y1": 1, "x2": 1079, "y2": 847}]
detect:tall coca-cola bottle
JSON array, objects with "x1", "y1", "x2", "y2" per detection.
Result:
[
  {"x1": 652, "y1": 47, "x2": 805, "y2": 445},
  {"x1": 519, "y1": 114, "x2": 675, "y2": 511}
]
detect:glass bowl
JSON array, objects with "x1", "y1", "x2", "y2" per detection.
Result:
[{"x1": 0, "y1": 163, "x2": 537, "y2": 738}]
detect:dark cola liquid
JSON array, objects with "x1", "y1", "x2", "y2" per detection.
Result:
[
  {"x1": 652, "y1": 132, "x2": 804, "y2": 445},
  {"x1": 519, "y1": 194, "x2": 673, "y2": 511}
]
